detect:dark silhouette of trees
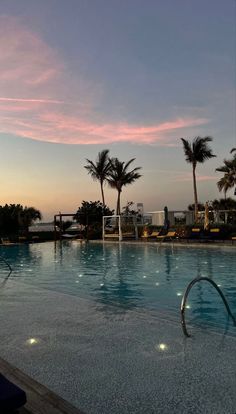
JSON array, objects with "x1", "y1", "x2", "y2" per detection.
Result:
[
  {"x1": 107, "y1": 158, "x2": 142, "y2": 215},
  {"x1": 0, "y1": 204, "x2": 41, "y2": 236},
  {"x1": 74, "y1": 201, "x2": 113, "y2": 226},
  {"x1": 216, "y1": 152, "x2": 236, "y2": 197},
  {"x1": 181, "y1": 136, "x2": 216, "y2": 221},
  {"x1": 84, "y1": 149, "x2": 111, "y2": 206}
]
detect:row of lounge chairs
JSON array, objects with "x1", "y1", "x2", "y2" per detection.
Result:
[
  {"x1": 1, "y1": 236, "x2": 40, "y2": 245},
  {"x1": 141, "y1": 228, "x2": 236, "y2": 243}
]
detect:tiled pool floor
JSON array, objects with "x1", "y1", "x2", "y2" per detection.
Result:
[{"x1": 0, "y1": 279, "x2": 235, "y2": 414}]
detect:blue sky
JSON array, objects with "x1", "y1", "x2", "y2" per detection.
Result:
[{"x1": 0, "y1": 0, "x2": 235, "y2": 220}]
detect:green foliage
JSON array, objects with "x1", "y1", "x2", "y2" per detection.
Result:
[
  {"x1": 216, "y1": 153, "x2": 236, "y2": 196},
  {"x1": 84, "y1": 149, "x2": 111, "y2": 205},
  {"x1": 107, "y1": 158, "x2": 142, "y2": 215},
  {"x1": 181, "y1": 136, "x2": 216, "y2": 221},
  {"x1": 188, "y1": 203, "x2": 205, "y2": 211},
  {"x1": 181, "y1": 136, "x2": 216, "y2": 166},
  {"x1": 74, "y1": 201, "x2": 114, "y2": 226},
  {"x1": 0, "y1": 204, "x2": 42, "y2": 236},
  {"x1": 211, "y1": 197, "x2": 236, "y2": 211},
  {"x1": 122, "y1": 201, "x2": 139, "y2": 216}
]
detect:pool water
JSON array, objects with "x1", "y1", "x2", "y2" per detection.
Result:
[{"x1": 1, "y1": 241, "x2": 236, "y2": 335}]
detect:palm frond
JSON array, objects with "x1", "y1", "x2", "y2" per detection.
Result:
[
  {"x1": 84, "y1": 150, "x2": 111, "y2": 182},
  {"x1": 107, "y1": 157, "x2": 142, "y2": 190},
  {"x1": 180, "y1": 138, "x2": 193, "y2": 163}
]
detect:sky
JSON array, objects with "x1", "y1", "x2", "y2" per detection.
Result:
[{"x1": 0, "y1": 0, "x2": 235, "y2": 221}]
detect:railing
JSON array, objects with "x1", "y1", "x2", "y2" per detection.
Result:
[
  {"x1": 181, "y1": 276, "x2": 236, "y2": 337},
  {"x1": 0, "y1": 256, "x2": 12, "y2": 274}
]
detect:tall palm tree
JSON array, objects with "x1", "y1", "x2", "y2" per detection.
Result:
[
  {"x1": 107, "y1": 158, "x2": 142, "y2": 215},
  {"x1": 84, "y1": 149, "x2": 111, "y2": 206},
  {"x1": 181, "y1": 136, "x2": 216, "y2": 221}
]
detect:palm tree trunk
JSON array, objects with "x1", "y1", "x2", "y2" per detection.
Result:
[
  {"x1": 100, "y1": 181, "x2": 105, "y2": 206},
  {"x1": 116, "y1": 190, "x2": 121, "y2": 215},
  {"x1": 192, "y1": 164, "x2": 198, "y2": 222}
]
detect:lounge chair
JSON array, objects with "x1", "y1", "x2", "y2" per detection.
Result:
[
  {"x1": 141, "y1": 230, "x2": 160, "y2": 240},
  {"x1": 200, "y1": 227, "x2": 221, "y2": 242},
  {"x1": 1, "y1": 238, "x2": 11, "y2": 245},
  {"x1": 210, "y1": 228, "x2": 220, "y2": 234},
  {"x1": 18, "y1": 236, "x2": 27, "y2": 243},
  {"x1": 156, "y1": 231, "x2": 176, "y2": 242},
  {"x1": 191, "y1": 228, "x2": 201, "y2": 234},
  {"x1": 62, "y1": 233, "x2": 80, "y2": 239},
  {"x1": 209, "y1": 228, "x2": 221, "y2": 240},
  {"x1": 190, "y1": 228, "x2": 201, "y2": 240},
  {"x1": 122, "y1": 232, "x2": 136, "y2": 239},
  {"x1": 0, "y1": 373, "x2": 27, "y2": 411}
]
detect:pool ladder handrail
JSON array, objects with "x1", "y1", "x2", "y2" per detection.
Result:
[
  {"x1": 181, "y1": 276, "x2": 236, "y2": 337},
  {"x1": 0, "y1": 256, "x2": 12, "y2": 274}
]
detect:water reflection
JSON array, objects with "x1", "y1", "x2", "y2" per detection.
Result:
[
  {"x1": 164, "y1": 247, "x2": 174, "y2": 280},
  {"x1": 0, "y1": 242, "x2": 236, "y2": 333},
  {"x1": 187, "y1": 256, "x2": 234, "y2": 331},
  {"x1": 93, "y1": 243, "x2": 143, "y2": 313}
]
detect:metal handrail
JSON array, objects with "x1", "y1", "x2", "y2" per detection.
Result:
[
  {"x1": 0, "y1": 256, "x2": 12, "y2": 274},
  {"x1": 181, "y1": 276, "x2": 236, "y2": 337}
]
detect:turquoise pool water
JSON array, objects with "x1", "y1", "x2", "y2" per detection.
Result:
[{"x1": 1, "y1": 241, "x2": 236, "y2": 335}]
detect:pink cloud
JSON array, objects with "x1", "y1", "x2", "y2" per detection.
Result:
[
  {"x1": 173, "y1": 173, "x2": 216, "y2": 183},
  {"x1": 0, "y1": 104, "x2": 208, "y2": 145},
  {"x1": 0, "y1": 16, "x2": 61, "y2": 88},
  {"x1": 0, "y1": 16, "x2": 209, "y2": 145},
  {"x1": 0, "y1": 97, "x2": 64, "y2": 104}
]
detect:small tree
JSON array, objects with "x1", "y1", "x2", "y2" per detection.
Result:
[
  {"x1": 74, "y1": 201, "x2": 114, "y2": 226},
  {"x1": 122, "y1": 201, "x2": 139, "y2": 216},
  {"x1": 74, "y1": 201, "x2": 114, "y2": 239}
]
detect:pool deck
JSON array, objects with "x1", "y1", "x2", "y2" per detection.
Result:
[
  {"x1": 0, "y1": 357, "x2": 84, "y2": 414},
  {"x1": 0, "y1": 277, "x2": 236, "y2": 413}
]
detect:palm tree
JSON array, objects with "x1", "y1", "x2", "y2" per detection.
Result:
[
  {"x1": 181, "y1": 136, "x2": 216, "y2": 221},
  {"x1": 216, "y1": 155, "x2": 236, "y2": 197},
  {"x1": 107, "y1": 158, "x2": 142, "y2": 215},
  {"x1": 18, "y1": 206, "x2": 42, "y2": 235},
  {"x1": 216, "y1": 175, "x2": 234, "y2": 199},
  {"x1": 84, "y1": 149, "x2": 111, "y2": 206}
]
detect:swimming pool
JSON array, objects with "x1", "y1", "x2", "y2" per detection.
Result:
[
  {"x1": 1, "y1": 241, "x2": 236, "y2": 334},
  {"x1": 0, "y1": 241, "x2": 236, "y2": 414}
]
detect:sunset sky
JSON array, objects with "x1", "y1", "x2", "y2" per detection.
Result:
[{"x1": 0, "y1": 0, "x2": 235, "y2": 221}]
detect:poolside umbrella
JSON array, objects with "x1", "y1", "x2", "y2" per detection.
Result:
[
  {"x1": 204, "y1": 202, "x2": 210, "y2": 231},
  {"x1": 163, "y1": 206, "x2": 170, "y2": 231}
]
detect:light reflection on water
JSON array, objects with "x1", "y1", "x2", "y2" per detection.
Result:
[{"x1": 0, "y1": 241, "x2": 236, "y2": 333}]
